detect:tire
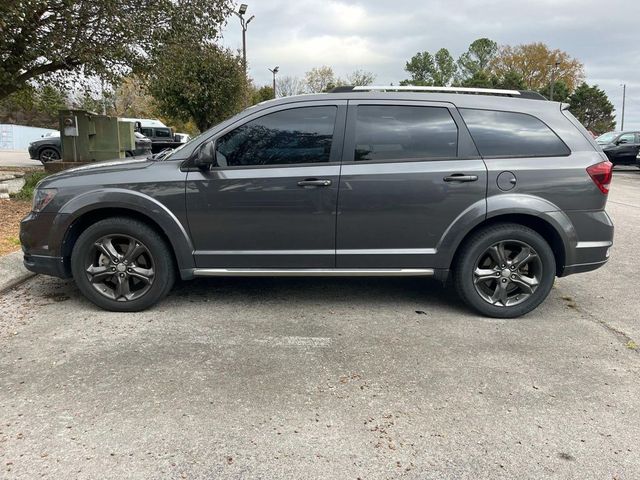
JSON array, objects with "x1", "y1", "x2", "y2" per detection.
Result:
[
  {"x1": 71, "y1": 217, "x2": 175, "y2": 312},
  {"x1": 39, "y1": 148, "x2": 60, "y2": 162},
  {"x1": 453, "y1": 223, "x2": 556, "y2": 318}
]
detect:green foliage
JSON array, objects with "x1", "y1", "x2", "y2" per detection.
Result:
[
  {"x1": 403, "y1": 51, "x2": 435, "y2": 85},
  {"x1": 13, "y1": 172, "x2": 49, "y2": 200},
  {"x1": 0, "y1": 84, "x2": 69, "y2": 128},
  {"x1": 403, "y1": 48, "x2": 456, "y2": 86},
  {"x1": 568, "y1": 83, "x2": 616, "y2": 135},
  {"x1": 457, "y1": 38, "x2": 498, "y2": 80},
  {"x1": 539, "y1": 80, "x2": 570, "y2": 102},
  {"x1": 251, "y1": 86, "x2": 275, "y2": 105},
  {"x1": 0, "y1": 0, "x2": 232, "y2": 101},
  {"x1": 148, "y1": 43, "x2": 247, "y2": 132},
  {"x1": 459, "y1": 71, "x2": 494, "y2": 88},
  {"x1": 432, "y1": 49, "x2": 457, "y2": 86},
  {"x1": 492, "y1": 71, "x2": 527, "y2": 90}
]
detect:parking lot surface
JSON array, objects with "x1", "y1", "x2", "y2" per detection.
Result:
[{"x1": 1, "y1": 170, "x2": 639, "y2": 479}]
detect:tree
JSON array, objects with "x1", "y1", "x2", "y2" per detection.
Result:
[
  {"x1": 148, "y1": 43, "x2": 247, "y2": 132},
  {"x1": 304, "y1": 66, "x2": 336, "y2": 93},
  {"x1": 0, "y1": 0, "x2": 232, "y2": 101},
  {"x1": 347, "y1": 70, "x2": 376, "y2": 86},
  {"x1": 492, "y1": 71, "x2": 526, "y2": 90},
  {"x1": 432, "y1": 48, "x2": 457, "y2": 86},
  {"x1": 490, "y1": 43, "x2": 584, "y2": 91},
  {"x1": 276, "y1": 76, "x2": 306, "y2": 97},
  {"x1": 402, "y1": 48, "x2": 456, "y2": 86},
  {"x1": 459, "y1": 71, "x2": 494, "y2": 88},
  {"x1": 457, "y1": 38, "x2": 498, "y2": 80},
  {"x1": 0, "y1": 84, "x2": 69, "y2": 128},
  {"x1": 539, "y1": 80, "x2": 570, "y2": 102},
  {"x1": 113, "y1": 76, "x2": 156, "y2": 118},
  {"x1": 403, "y1": 51, "x2": 435, "y2": 85},
  {"x1": 251, "y1": 85, "x2": 274, "y2": 104},
  {"x1": 568, "y1": 83, "x2": 616, "y2": 135}
]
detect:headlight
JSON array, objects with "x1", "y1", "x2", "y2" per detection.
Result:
[{"x1": 32, "y1": 188, "x2": 57, "y2": 212}]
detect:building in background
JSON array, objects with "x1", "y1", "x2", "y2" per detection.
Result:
[{"x1": 0, "y1": 124, "x2": 57, "y2": 151}]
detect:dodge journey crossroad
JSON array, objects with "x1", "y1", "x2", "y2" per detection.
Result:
[{"x1": 20, "y1": 86, "x2": 614, "y2": 318}]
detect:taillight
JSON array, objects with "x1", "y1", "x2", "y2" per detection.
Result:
[{"x1": 586, "y1": 161, "x2": 613, "y2": 194}]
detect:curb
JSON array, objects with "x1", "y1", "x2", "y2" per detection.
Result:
[
  {"x1": 0, "y1": 251, "x2": 36, "y2": 294},
  {"x1": 0, "y1": 272, "x2": 36, "y2": 295}
]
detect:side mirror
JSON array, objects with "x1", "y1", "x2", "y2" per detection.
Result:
[
  {"x1": 193, "y1": 141, "x2": 217, "y2": 168},
  {"x1": 617, "y1": 138, "x2": 629, "y2": 145}
]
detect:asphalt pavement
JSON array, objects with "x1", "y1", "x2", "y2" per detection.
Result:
[
  {"x1": 0, "y1": 151, "x2": 42, "y2": 168},
  {"x1": 0, "y1": 169, "x2": 638, "y2": 479}
]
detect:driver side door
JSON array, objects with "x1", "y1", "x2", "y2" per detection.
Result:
[{"x1": 185, "y1": 101, "x2": 347, "y2": 269}]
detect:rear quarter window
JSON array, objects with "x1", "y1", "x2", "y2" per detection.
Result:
[{"x1": 459, "y1": 108, "x2": 570, "y2": 158}]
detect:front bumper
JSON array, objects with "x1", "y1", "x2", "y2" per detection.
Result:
[
  {"x1": 23, "y1": 254, "x2": 69, "y2": 278},
  {"x1": 27, "y1": 145, "x2": 38, "y2": 160},
  {"x1": 20, "y1": 211, "x2": 71, "y2": 279}
]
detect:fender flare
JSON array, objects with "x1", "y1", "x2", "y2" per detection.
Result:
[
  {"x1": 436, "y1": 194, "x2": 577, "y2": 270},
  {"x1": 51, "y1": 188, "x2": 195, "y2": 274}
]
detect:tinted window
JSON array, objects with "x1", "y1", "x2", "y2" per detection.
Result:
[
  {"x1": 354, "y1": 105, "x2": 458, "y2": 161},
  {"x1": 154, "y1": 129, "x2": 171, "y2": 138},
  {"x1": 140, "y1": 128, "x2": 153, "y2": 137},
  {"x1": 617, "y1": 133, "x2": 635, "y2": 144},
  {"x1": 216, "y1": 106, "x2": 337, "y2": 167},
  {"x1": 460, "y1": 108, "x2": 570, "y2": 157}
]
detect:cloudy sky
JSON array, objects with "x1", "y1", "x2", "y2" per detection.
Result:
[{"x1": 220, "y1": 0, "x2": 640, "y2": 129}]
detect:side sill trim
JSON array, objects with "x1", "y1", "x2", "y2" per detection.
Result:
[{"x1": 192, "y1": 268, "x2": 435, "y2": 277}]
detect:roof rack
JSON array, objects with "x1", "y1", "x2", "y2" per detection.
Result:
[{"x1": 330, "y1": 85, "x2": 547, "y2": 100}]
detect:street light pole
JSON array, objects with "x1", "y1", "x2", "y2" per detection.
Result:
[
  {"x1": 234, "y1": 4, "x2": 254, "y2": 76},
  {"x1": 549, "y1": 61, "x2": 560, "y2": 101},
  {"x1": 621, "y1": 84, "x2": 626, "y2": 131},
  {"x1": 268, "y1": 66, "x2": 279, "y2": 98}
]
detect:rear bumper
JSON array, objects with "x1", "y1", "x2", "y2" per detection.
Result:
[{"x1": 559, "y1": 210, "x2": 613, "y2": 277}]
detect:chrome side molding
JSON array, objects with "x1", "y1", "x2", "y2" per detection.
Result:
[{"x1": 193, "y1": 268, "x2": 435, "y2": 277}]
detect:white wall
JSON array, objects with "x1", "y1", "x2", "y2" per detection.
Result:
[{"x1": 0, "y1": 124, "x2": 57, "y2": 151}]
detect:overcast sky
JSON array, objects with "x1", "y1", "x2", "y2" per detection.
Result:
[{"x1": 220, "y1": 0, "x2": 639, "y2": 130}]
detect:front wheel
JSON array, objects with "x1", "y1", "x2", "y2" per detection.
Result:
[
  {"x1": 39, "y1": 148, "x2": 60, "y2": 163},
  {"x1": 71, "y1": 217, "x2": 175, "y2": 311},
  {"x1": 454, "y1": 223, "x2": 556, "y2": 318}
]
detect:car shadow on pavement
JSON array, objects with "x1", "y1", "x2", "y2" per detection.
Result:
[{"x1": 169, "y1": 276, "x2": 469, "y2": 313}]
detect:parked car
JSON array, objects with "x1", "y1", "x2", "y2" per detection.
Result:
[
  {"x1": 28, "y1": 131, "x2": 152, "y2": 163},
  {"x1": 27, "y1": 131, "x2": 62, "y2": 162},
  {"x1": 596, "y1": 131, "x2": 640, "y2": 166},
  {"x1": 20, "y1": 86, "x2": 614, "y2": 318}
]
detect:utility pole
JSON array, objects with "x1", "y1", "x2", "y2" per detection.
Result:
[
  {"x1": 549, "y1": 61, "x2": 560, "y2": 101},
  {"x1": 234, "y1": 4, "x2": 254, "y2": 76},
  {"x1": 268, "y1": 66, "x2": 279, "y2": 98},
  {"x1": 621, "y1": 84, "x2": 626, "y2": 131}
]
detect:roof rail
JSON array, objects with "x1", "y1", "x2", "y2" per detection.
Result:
[{"x1": 331, "y1": 85, "x2": 547, "y2": 100}]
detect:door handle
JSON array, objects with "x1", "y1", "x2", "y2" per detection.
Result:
[
  {"x1": 443, "y1": 174, "x2": 478, "y2": 183},
  {"x1": 297, "y1": 178, "x2": 332, "y2": 187}
]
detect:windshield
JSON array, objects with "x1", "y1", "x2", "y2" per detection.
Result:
[{"x1": 596, "y1": 132, "x2": 618, "y2": 144}]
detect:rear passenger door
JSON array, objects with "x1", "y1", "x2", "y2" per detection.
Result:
[{"x1": 336, "y1": 100, "x2": 487, "y2": 269}]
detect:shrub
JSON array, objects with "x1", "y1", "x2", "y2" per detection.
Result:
[{"x1": 13, "y1": 171, "x2": 49, "y2": 201}]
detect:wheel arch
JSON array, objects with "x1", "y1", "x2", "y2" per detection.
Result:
[
  {"x1": 450, "y1": 213, "x2": 570, "y2": 277},
  {"x1": 38, "y1": 144, "x2": 61, "y2": 159},
  {"x1": 53, "y1": 190, "x2": 195, "y2": 279}
]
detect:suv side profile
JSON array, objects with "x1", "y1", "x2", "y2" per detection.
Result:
[{"x1": 20, "y1": 86, "x2": 614, "y2": 318}]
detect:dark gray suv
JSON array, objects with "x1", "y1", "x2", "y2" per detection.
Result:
[{"x1": 20, "y1": 86, "x2": 614, "y2": 318}]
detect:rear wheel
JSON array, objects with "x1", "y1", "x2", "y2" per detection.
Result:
[
  {"x1": 454, "y1": 223, "x2": 556, "y2": 318},
  {"x1": 71, "y1": 217, "x2": 175, "y2": 311}
]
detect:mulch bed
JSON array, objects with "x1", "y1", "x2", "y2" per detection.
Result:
[{"x1": 0, "y1": 199, "x2": 32, "y2": 255}]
